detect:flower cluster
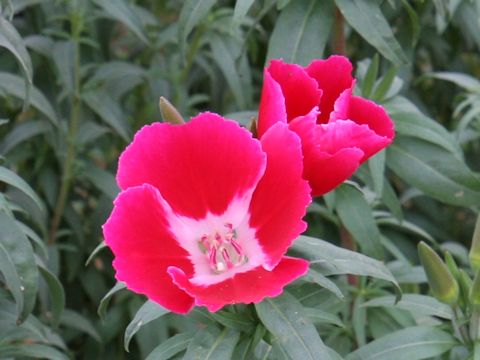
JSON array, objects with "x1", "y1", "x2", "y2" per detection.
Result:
[{"x1": 103, "y1": 56, "x2": 394, "y2": 313}]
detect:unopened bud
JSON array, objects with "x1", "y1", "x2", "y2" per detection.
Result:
[
  {"x1": 418, "y1": 241, "x2": 459, "y2": 305},
  {"x1": 159, "y1": 97, "x2": 184, "y2": 125},
  {"x1": 469, "y1": 214, "x2": 480, "y2": 273}
]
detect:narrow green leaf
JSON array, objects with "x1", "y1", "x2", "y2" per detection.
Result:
[
  {"x1": 0, "y1": 242, "x2": 24, "y2": 319},
  {"x1": 83, "y1": 164, "x2": 119, "y2": 200},
  {"x1": 0, "y1": 344, "x2": 68, "y2": 360},
  {"x1": 232, "y1": 0, "x2": 255, "y2": 25},
  {"x1": 387, "y1": 137, "x2": 480, "y2": 207},
  {"x1": 124, "y1": 300, "x2": 169, "y2": 351},
  {"x1": 371, "y1": 67, "x2": 397, "y2": 102},
  {"x1": 0, "y1": 120, "x2": 51, "y2": 155},
  {"x1": 429, "y1": 72, "x2": 480, "y2": 92},
  {"x1": 37, "y1": 262, "x2": 65, "y2": 327},
  {"x1": 209, "y1": 310, "x2": 256, "y2": 332},
  {"x1": 303, "y1": 269, "x2": 345, "y2": 300},
  {"x1": 362, "y1": 54, "x2": 379, "y2": 98},
  {"x1": 292, "y1": 235, "x2": 400, "y2": 292},
  {"x1": 362, "y1": 294, "x2": 453, "y2": 319},
  {"x1": 255, "y1": 292, "x2": 332, "y2": 360},
  {"x1": 335, "y1": 0, "x2": 408, "y2": 66},
  {"x1": 335, "y1": 184, "x2": 383, "y2": 258},
  {"x1": 368, "y1": 150, "x2": 386, "y2": 195},
  {"x1": 0, "y1": 166, "x2": 45, "y2": 215},
  {"x1": 52, "y1": 40, "x2": 75, "y2": 94},
  {"x1": 0, "y1": 211, "x2": 38, "y2": 323},
  {"x1": 184, "y1": 326, "x2": 240, "y2": 360},
  {"x1": 304, "y1": 307, "x2": 344, "y2": 327},
  {"x1": 345, "y1": 326, "x2": 457, "y2": 360},
  {"x1": 85, "y1": 241, "x2": 107, "y2": 267},
  {"x1": 82, "y1": 90, "x2": 131, "y2": 141},
  {"x1": 0, "y1": 16, "x2": 33, "y2": 108},
  {"x1": 97, "y1": 281, "x2": 126, "y2": 320},
  {"x1": 93, "y1": 0, "x2": 149, "y2": 44},
  {"x1": 0, "y1": 72, "x2": 58, "y2": 125},
  {"x1": 146, "y1": 331, "x2": 194, "y2": 360},
  {"x1": 60, "y1": 309, "x2": 101, "y2": 342},
  {"x1": 267, "y1": 0, "x2": 334, "y2": 66}
]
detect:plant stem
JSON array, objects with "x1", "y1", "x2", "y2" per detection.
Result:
[
  {"x1": 49, "y1": 21, "x2": 82, "y2": 244},
  {"x1": 333, "y1": 7, "x2": 346, "y2": 55},
  {"x1": 452, "y1": 304, "x2": 471, "y2": 345}
]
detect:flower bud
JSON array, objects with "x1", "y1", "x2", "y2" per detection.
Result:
[
  {"x1": 469, "y1": 214, "x2": 480, "y2": 273},
  {"x1": 159, "y1": 97, "x2": 184, "y2": 125},
  {"x1": 444, "y1": 251, "x2": 460, "y2": 280},
  {"x1": 418, "y1": 241, "x2": 459, "y2": 305}
]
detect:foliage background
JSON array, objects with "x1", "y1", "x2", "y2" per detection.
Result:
[{"x1": 1, "y1": 0, "x2": 480, "y2": 359}]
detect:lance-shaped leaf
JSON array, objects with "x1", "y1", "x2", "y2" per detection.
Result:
[{"x1": 469, "y1": 214, "x2": 480, "y2": 272}]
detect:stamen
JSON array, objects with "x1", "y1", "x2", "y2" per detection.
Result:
[{"x1": 198, "y1": 223, "x2": 248, "y2": 274}]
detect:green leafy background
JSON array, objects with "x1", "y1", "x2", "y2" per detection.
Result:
[{"x1": 0, "y1": 0, "x2": 479, "y2": 359}]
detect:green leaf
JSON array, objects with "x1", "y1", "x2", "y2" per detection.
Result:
[
  {"x1": 82, "y1": 89, "x2": 131, "y2": 141},
  {"x1": 371, "y1": 67, "x2": 397, "y2": 102},
  {"x1": 184, "y1": 326, "x2": 240, "y2": 360},
  {"x1": 178, "y1": 0, "x2": 216, "y2": 59},
  {"x1": 145, "y1": 331, "x2": 194, "y2": 360},
  {"x1": 303, "y1": 269, "x2": 345, "y2": 300},
  {"x1": 37, "y1": 262, "x2": 65, "y2": 327},
  {"x1": 83, "y1": 164, "x2": 119, "y2": 200},
  {"x1": 292, "y1": 235, "x2": 400, "y2": 292},
  {"x1": 93, "y1": 0, "x2": 149, "y2": 45},
  {"x1": 304, "y1": 307, "x2": 344, "y2": 327},
  {"x1": 362, "y1": 54, "x2": 379, "y2": 98},
  {"x1": 209, "y1": 34, "x2": 247, "y2": 109},
  {"x1": 232, "y1": 0, "x2": 255, "y2": 25},
  {"x1": 255, "y1": 292, "x2": 332, "y2": 360},
  {"x1": 52, "y1": 40, "x2": 75, "y2": 94},
  {"x1": 0, "y1": 242, "x2": 24, "y2": 319},
  {"x1": 0, "y1": 120, "x2": 51, "y2": 155},
  {"x1": 209, "y1": 309, "x2": 256, "y2": 333},
  {"x1": 124, "y1": 300, "x2": 169, "y2": 351},
  {"x1": 267, "y1": 0, "x2": 334, "y2": 66},
  {"x1": 85, "y1": 241, "x2": 107, "y2": 267},
  {"x1": 0, "y1": 72, "x2": 58, "y2": 125},
  {"x1": 362, "y1": 294, "x2": 453, "y2": 320},
  {"x1": 345, "y1": 326, "x2": 457, "y2": 360},
  {"x1": 387, "y1": 137, "x2": 480, "y2": 207},
  {"x1": 368, "y1": 150, "x2": 386, "y2": 196},
  {"x1": 0, "y1": 211, "x2": 38, "y2": 323},
  {"x1": 0, "y1": 166, "x2": 45, "y2": 215},
  {"x1": 0, "y1": 16, "x2": 33, "y2": 109},
  {"x1": 335, "y1": 0, "x2": 408, "y2": 66},
  {"x1": 60, "y1": 309, "x2": 101, "y2": 342},
  {"x1": 384, "y1": 96, "x2": 461, "y2": 156},
  {"x1": 335, "y1": 184, "x2": 383, "y2": 259},
  {"x1": 0, "y1": 344, "x2": 68, "y2": 360},
  {"x1": 429, "y1": 72, "x2": 480, "y2": 92},
  {"x1": 97, "y1": 281, "x2": 126, "y2": 320}
]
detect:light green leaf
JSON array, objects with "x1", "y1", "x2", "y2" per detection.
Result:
[
  {"x1": 368, "y1": 150, "x2": 386, "y2": 196},
  {"x1": 146, "y1": 331, "x2": 194, "y2": 360},
  {"x1": 387, "y1": 137, "x2": 480, "y2": 206},
  {"x1": 232, "y1": 0, "x2": 255, "y2": 25},
  {"x1": 0, "y1": 344, "x2": 68, "y2": 360},
  {"x1": 335, "y1": 184, "x2": 383, "y2": 258},
  {"x1": 83, "y1": 164, "x2": 119, "y2": 200},
  {"x1": 184, "y1": 326, "x2": 240, "y2": 360},
  {"x1": 267, "y1": 0, "x2": 334, "y2": 66},
  {"x1": 255, "y1": 292, "x2": 332, "y2": 360},
  {"x1": 37, "y1": 261, "x2": 65, "y2": 327},
  {"x1": 429, "y1": 72, "x2": 480, "y2": 92},
  {"x1": 0, "y1": 242, "x2": 24, "y2": 319},
  {"x1": 0, "y1": 211, "x2": 38, "y2": 322},
  {"x1": 209, "y1": 310, "x2": 256, "y2": 332},
  {"x1": 304, "y1": 307, "x2": 344, "y2": 327},
  {"x1": 124, "y1": 300, "x2": 169, "y2": 351},
  {"x1": 52, "y1": 40, "x2": 75, "y2": 94},
  {"x1": 345, "y1": 326, "x2": 457, "y2": 360},
  {"x1": 335, "y1": 0, "x2": 408, "y2": 66},
  {"x1": 0, "y1": 16, "x2": 32, "y2": 108},
  {"x1": 362, "y1": 294, "x2": 453, "y2": 320},
  {"x1": 0, "y1": 72, "x2": 58, "y2": 125},
  {"x1": 85, "y1": 241, "x2": 107, "y2": 267},
  {"x1": 303, "y1": 269, "x2": 345, "y2": 300},
  {"x1": 0, "y1": 120, "x2": 51, "y2": 155}
]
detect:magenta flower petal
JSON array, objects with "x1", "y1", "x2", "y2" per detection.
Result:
[
  {"x1": 249, "y1": 123, "x2": 311, "y2": 269},
  {"x1": 266, "y1": 60, "x2": 322, "y2": 122},
  {"x1": 103, "y1": 184, "x2": 195, "y2": 314},
  {"x1": 289, "y1": 114, "x2": 364, "y2": 196},
  {"x1": 168, "y1": 257, "x2": 309, "y2": 312},
  {"x1": 306, "y1": 55, "x2": 354, "y2": 124},
  {"x1": 257, "y1": 70, "x2": 288, "y2": 138},
  {"x1": 117, "y1": 112, "x2": 266, "y2": 219}
]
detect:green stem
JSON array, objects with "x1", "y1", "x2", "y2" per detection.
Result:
[
  {"x1": 452, "y1": 305, "x2": 471, "y2": 345},
  {"x1": 48, "y1": 20, "x2": 82, "y2": 244}
]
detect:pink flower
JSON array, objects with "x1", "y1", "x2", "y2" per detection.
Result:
[
  {"x1": 258, "y1": 55, "x2": 395, "y2": 196},
  {"x1": 103, "y1": 113, "x2": 311, "y2": 313}
]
